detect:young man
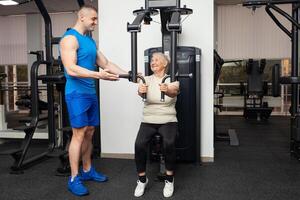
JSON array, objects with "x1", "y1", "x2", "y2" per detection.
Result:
[{"x1": 60, "y1": 5, "x2": 126, "y2": 196}]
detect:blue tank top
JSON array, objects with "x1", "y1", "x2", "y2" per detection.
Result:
[{"x1": 61, "y1": 28, "x2": 97, "y2": 95}]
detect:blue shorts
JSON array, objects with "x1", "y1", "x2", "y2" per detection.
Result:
[{"x1": 65, "y1": 92, "x2": 100, "y2": 128}]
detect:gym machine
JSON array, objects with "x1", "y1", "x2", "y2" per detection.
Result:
[
  {"x1": 0, "y1": 0, "x2": 100, "y2": 174},
  {"x1": 119, "y1": 0, "x2": 201, "y2": 180},
  {"x1": 214, "y1": 50, "x2": 239, "y2": 146},
  {"x1": 243, "y1": 0, "x2": 300, "y2": 158},
  {"x1": 243, "y1": 58, "x2": 273, "y2": 121},
  {"x1": 0, "y1": 0, "x2": 64, "y2": 174}
]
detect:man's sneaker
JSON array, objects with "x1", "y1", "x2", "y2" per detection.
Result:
[
  {"x1": 134, "y1": 178, "x2": 148, "y2": 197},
  {"x1": 80, "y1": 166, "x2": 108, "y2": 182},
  {"x1": 163, "y1": 179, "x2": 174, "y2": 198},
  {"x1": 68, "y1": 175, "x2": 89, "y2": 196}
]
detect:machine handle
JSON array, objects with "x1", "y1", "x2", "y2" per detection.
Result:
[
  {"x1": 137, "y1": 75, "x2": 147, "y2": 102},
  {"x1": 160, "y1": 73, "x2": 193, "y2": 102},
  {"x1": 119, "y1": 72, "x2": 147, "y2": 102},
  {"x1": 160, "y1": 75, "x2": 171, "y2": 102}
]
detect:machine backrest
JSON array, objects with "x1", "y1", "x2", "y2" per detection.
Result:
[
  {"x1": 246, "y1": 59, "x2": 266, "y2": 95},
  {"x1": 144, "y1": 46, "x2": 200, "y2": 162}
]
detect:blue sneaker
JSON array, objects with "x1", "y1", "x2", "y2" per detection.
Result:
[
  {"x1": 80, "y1": 166, "x2": 108, "y2": 182},
  {"x1": 68, "y1": 175, "x2": 89, "y2": 196}
]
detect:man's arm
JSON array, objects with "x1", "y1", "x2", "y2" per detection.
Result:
[
  {"x1": 60, "y1": 36, "x2": 118, "y2": 80},
  {"x1": 96, "y1": 51, "x2": 127, "y2": 75}
]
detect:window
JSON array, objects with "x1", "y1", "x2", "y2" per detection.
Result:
[{"x1": 216, "y1": 58, "x2": 288, "y2": 115}]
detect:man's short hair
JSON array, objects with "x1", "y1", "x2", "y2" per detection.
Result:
[{"x1": 79, "y1": 5, "x2": 98, "y2": 13}]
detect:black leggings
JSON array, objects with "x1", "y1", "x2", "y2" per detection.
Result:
[{"x1": 135, "y1": 122, "x2": 178, "y2": 173}]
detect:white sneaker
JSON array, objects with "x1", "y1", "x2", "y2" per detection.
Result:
[
  {"x1": 134, "y1": 178, "x2": 148, "y2": 197},
  {"x1": 163, "y1": 179, "x2": 174, "y2": 198}
]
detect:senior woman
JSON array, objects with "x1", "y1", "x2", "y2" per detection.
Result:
[{"x1": 134, "y1": 52, "x2": 180, "y2": 198}]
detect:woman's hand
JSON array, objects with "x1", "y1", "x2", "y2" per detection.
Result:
[
  {"x1": 159, "y1": 83, "x2": 168, "y2": 93},
  {"x1": 160, "y1": 82, "x2": 179, "y2": 98},
  {"x1": 138, "y1": 83, "x2": 148, "y2": 94}
]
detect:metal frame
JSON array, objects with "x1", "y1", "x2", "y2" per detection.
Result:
[
  {"x1": 38, "y1": 0, "x2": 101, "y2": 157},
  {"x1": 34, "y1": 0, "x2": 56, "y2": 150},
  {"x1": 126, "y1": 0, "x2": 192, "y2": 83},
  {"x1": 122, "y1": 0, "x2": 200, "y2": 163},
  {"x1": 0, "y1": 0, "x2": 58, "y2": 174},
  {"x1": 0, "y1": 0, "x2": 101, "y2": 174},
  {"x1": 243, "y1": 0, "x2": 300, "y2": 158},
  {"x1": 243, "y1": 0, "x2": 300, "y2": 6}
]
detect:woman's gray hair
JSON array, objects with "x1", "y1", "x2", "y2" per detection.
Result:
[{"x1": 152, "y1": 52, "x2": 170, "y2": 72}]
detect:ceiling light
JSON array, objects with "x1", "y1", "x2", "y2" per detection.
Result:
[{"x1": 0, "y1": 0, "x2": 19, "y2": 6}]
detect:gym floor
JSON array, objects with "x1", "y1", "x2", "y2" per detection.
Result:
[{"x1": 1, "y1": 116, "x2": 300, "y2": 200}]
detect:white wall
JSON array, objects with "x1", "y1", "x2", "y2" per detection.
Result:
[
  {"x1": 27, "y1": 14, "x2": 42, "y2": 82},
  {"x1": 0, "y1": 15, "x2": 27, "y2": 65},
  {"x1": 217, "y1": 4, "x2": 291, "y2": 59},
  {"x1": 98, "y1": 0, "x2": 214, "y2": 160}
]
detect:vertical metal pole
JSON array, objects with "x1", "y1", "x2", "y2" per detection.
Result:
[
  {"x1": 13, "y1": 65, "x2": 17, "y2": 111},
  {"x1": 176, "y1": 0, "x2": 180, "y2": 8},
  {"x1": 161, "y1": 11, "x2": 171, "y2": 54},
  {"x1": 290, "y1": 3, "x2": 299, "y2": 152},
  {"x1": 145, "y1": 0, "x2": 149, "y2": 9},
  {"x1": 34, "y1": 0, "x2": 56, "y2": 148},
  {"x1": 131, "y1": 32, "x2": 138, "y2": 82},
  {"x1": 291, "y1": 4, "x2": 298, "y2": 116},
  {"x1": 195, "y1": 48, "x2": 201, "y2": 164},
  {"x1": 4, "y1": 65, "x2": 8, "y2": 111},
  {"x1": 170, "y1": 31, "x2": 177, "y2": 82}
]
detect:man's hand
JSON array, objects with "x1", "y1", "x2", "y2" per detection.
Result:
[
  {"x1": 98, "y1": 69, "x2": 119, "y2": 81},
  {"x1": 138, "y1": 83, "x2": 148, "y2": 94}
]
